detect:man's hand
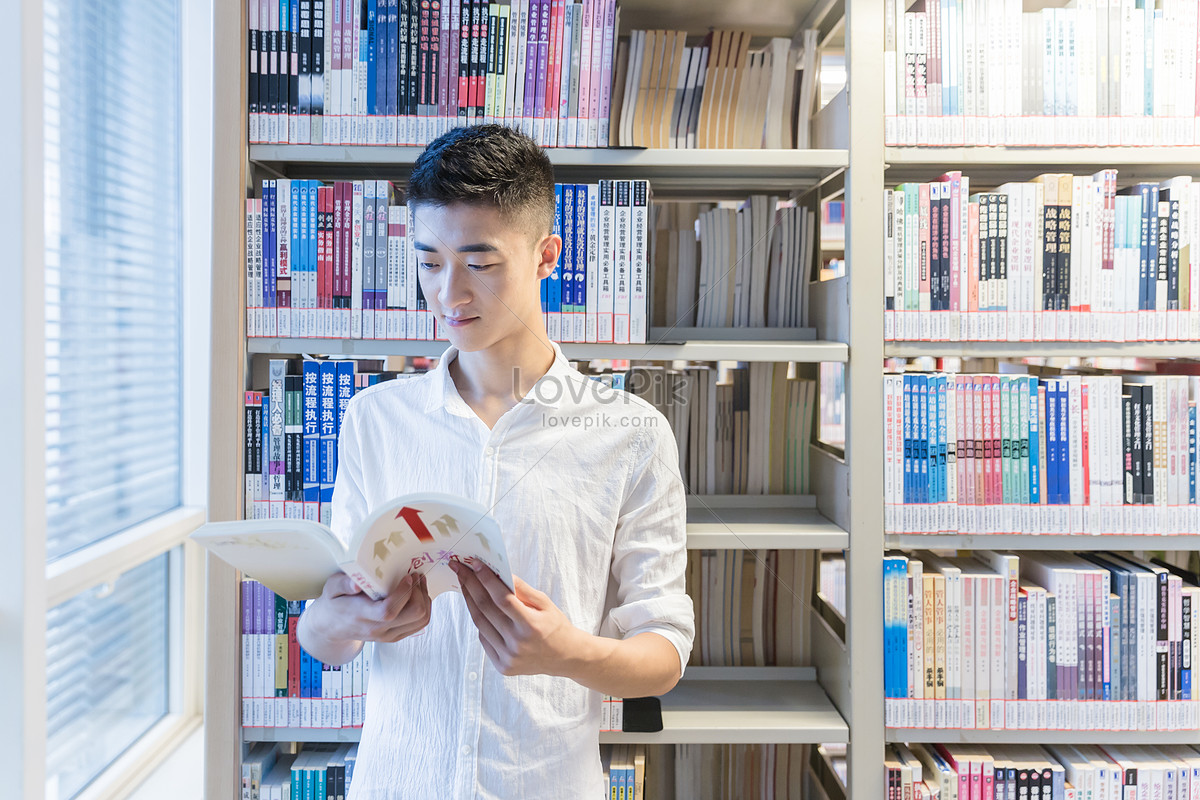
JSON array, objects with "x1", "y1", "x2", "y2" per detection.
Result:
[
  {"x1": 450, "y1": 558, "x2": 583, "y2": 678},
  {"x1": 298, "y1": 571, "x2": 433, "y2": 664}
]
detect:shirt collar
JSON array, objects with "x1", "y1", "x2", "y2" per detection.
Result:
[{"x1": 424, "y1": 340, "x2": 576, "y2": 416}]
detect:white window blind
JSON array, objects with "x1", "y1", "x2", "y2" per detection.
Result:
[
  {"x1": 44, "y1": 554, "x2": 170, "y2": 800},
  {"x1": 43, "y1": 0, "x2": 184, "y2": 563}
]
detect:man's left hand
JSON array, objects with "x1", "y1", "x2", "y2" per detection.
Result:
[{"x1": 450, "y1": 559, "x2": 583, "y2": 678}]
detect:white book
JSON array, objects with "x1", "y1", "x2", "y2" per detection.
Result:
[
  {"x1": 584, "y1": 183, "x2": 599, "y2": 342},
  {"x1": 194, "y1": 492, "x2": 515, "y2": 606}
]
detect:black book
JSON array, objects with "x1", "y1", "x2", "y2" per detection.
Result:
[
  {"x1": 1130, "y1": 385, "x2": 1144, "y2": 504},
  {"x1": 1122, "y1": 392, "x2": 1134, "y2": 505},
  {"x1": 289, "y1": 0, "x2": 300, "y2": 139},
  {"x1": 1141, "y1": 383, "x2": 1154, "y2": 505}
]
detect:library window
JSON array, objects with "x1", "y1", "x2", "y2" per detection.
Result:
[{"x1": 38, "y1": 0, "x2": 198, "y2": 797}]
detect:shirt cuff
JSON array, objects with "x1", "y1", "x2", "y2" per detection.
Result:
[{"x1": 622, "y1": 624, "x2": 692, "y2": 685}]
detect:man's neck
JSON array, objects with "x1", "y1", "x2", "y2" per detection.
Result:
[{"x1": 449, "y1": 326, "x2": 558, "y2": 413}]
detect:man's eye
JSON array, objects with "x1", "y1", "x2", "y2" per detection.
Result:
[
  {"x1": 419, "y1": 262, "x2": 439, "y2": 271},
  {"x1": 468, "y1": 263, "x2": 496, "y2": 272}
]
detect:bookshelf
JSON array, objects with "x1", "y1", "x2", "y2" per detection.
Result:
[
  {"x1": 243, "y1": 671, "x2": 851, "y2": 747},
  {"x1": 248, "y1": 336, "x2": 851, "y2": 362},
  {"x1": 209, "y1": 0, "x2": 1200, "y2": 793},
  {"x1": 206, "y1": 0, "x2": 868, "y2": 797}
]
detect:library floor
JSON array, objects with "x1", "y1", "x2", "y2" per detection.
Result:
[{"x1": 128, "y1": 726, "x2": 204, "y2": 800}]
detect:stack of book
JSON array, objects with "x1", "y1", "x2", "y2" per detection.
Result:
[
  {"x1": 621, "y1": 362, "x2": 815, "y2": 496},
  {"x1": 884, "y1": 170, "x2": 1200, "y2": 343},
  {"x1": 248, "y1": 0, "x2": 621, "y2": 147},
  {"x1": 650, "y1": 198, "x2": 815, "y2": 331},
  {"x1": 887, "y1": 742, "x2": 1200, "y2": 800},
  {"x1": 685, "y1": 549, "x2": 814, "y2": 668},
  {"x1": 611, "y1": 29, "x2": 820, "y2": 149},
  {"x1": 243, "y1": 742, "x2": 360, "y2": 800},
  {"x1": 241, "y1": 577, "x2": 373, "y2": 730},
  {"x1": 819, "y1": 553, "x2": 846, "y2": 618},
  {"x1": 883, "y1": 372, "x2": 1200, "y2": 536},
  {"x1": 244, "y1": 358, "x2": 403, "y2": 526},
  {"x1": 884, "y1": 550, "x2": 1200, "y2": 732},
  {"x1": 600, "y1": 743, "x2": 648, "y2": 799},
  {"x1": 673, "y1": 743, "x2": 812, "y2": 800},
  {"x1": 245, "y1": 178, "x2": 653, "y2": 344},
  {"x1": 885, "y1": 1, "x2": 1200, "y2": 146},
  {"x1": 246, "y1": 0, "x2": 824, "y2": 149}
]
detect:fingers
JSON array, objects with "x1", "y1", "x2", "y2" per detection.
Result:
[
  {"x1": 327, "y1": 572, "x2": 365, "y2": 598},
  {"x1": 454, "y1": 561, "x2": 516, "y2": 643},
  {"x1": 367, "y1": 580, "x2": 432, "y2": 642}
]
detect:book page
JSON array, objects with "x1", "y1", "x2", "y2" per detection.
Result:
[{"x1": 347, "y1": 492, "x2": 515, "y2": 600}]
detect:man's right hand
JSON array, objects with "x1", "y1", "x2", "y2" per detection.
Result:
[{"x1": 298, "y1": 571, "x2": 433, "y2": 664}]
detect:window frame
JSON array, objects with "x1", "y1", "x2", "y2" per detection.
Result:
[{"x1": 3, "y1": 0, "x2": 213, "y2": 796}]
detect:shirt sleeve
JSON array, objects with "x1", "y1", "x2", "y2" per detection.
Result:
[
  {"x1": 329, "y1": 395, "x2": 369, "y2": 552},
  {"x1": 599, "y1": 416, "x2": 696, "y2": 681}
]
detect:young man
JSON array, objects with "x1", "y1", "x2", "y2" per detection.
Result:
[{"x1": 297, "y1": 125, "x2": 694, "y2": 799}]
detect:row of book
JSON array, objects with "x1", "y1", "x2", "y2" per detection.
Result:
[
  {"x1": 600, "y1": 744, "x2": 646, "y2": 799},
  {"x1": 610, "y1": 29, "x2": 819, "y2": 150},
  {"x1": 673, "y1": 743, "x2": 812, "y2": 800},
  {"x1": 241, "y1": 578, "x2": 374, "y2": 729},
  {"x1": 243, "y1": 741, "x2": 357, "y2": 800},
  {"x1": 242, "y1": 579, "x2": 646, "y2": 731},
  {"x1": 650, "y1": 199, "x2": 815, "y2": 331},
  {"x1": 883, "y1": 171, "x2": 1200, "y2": 343},
  {"x1": 243, "y1": 358, "x2": 816, "y2": 528},
  {"x1": 243, "y1": 358, "x2": 360, "y2": 525},
  {"x1": 685, "y1": 549, "x2": 814, "y2": 669},
  {"x1": 820, "y1": 553, "x2": 846, "y2": 618},
  {"x1": 622, "y1": 362, "x2": 815, "y2": 496},
  {"x1": 248, "y1": 0, "x2": 620, "y2": 147},
  {"x1": 885, "y1": 1, "x2": 1200, "y2": 146},
  {"x1": 886, "y1": 742, "x2": 1200, "y2": 800},
  {"x1": 247, "y1": 0, "x2": 824, "y2": 149},
  {"x1": 245, "y1": 178, "x2": 653, "y2": 343},
  {"x1": 883, "y1": 550, "x2": 1200, "y2": 732},
  {"x1": 883, "y1": 373, "x2": 1200, "y2": 536}
]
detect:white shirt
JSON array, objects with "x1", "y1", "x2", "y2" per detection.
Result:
[{"x1": 330, "y1": 340, "x2": 694, "y2": 800}]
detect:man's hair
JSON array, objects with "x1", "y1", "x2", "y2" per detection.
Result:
[{"x1": 407, "y1": 124, "x2": 556, "y2": 239}]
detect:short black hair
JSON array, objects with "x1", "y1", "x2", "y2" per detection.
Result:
[{"x1": 407, "y1": 124, "x2": 556, "y2": 239}]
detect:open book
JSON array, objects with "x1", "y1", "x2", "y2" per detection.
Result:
[{"x1": 190, "y1": 492, "x2": 514, "y2": 602}]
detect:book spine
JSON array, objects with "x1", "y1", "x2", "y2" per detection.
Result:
[
  {"x1": 302, "y1": 361, "x2": 321, "y2": 522},
  {"x1": 614, "y1": 179, "x2": 631, "y2": 344},
  {"x1": 598, "y1": 179, "x2": 615, "y2": 342}
]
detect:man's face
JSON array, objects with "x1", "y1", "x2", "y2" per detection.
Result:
[{"x1": 412, "y1": 201, "x2": 557, "y2": 353}]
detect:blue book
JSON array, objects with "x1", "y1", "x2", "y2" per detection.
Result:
[
  {"x1": 336, "y1": 361, "x2": 355, "y2": 432},
  {"x1": 556, "y1": 183, "x2": 569, "y2": 338},
  {"x1": 1047, "y1": 378, "x2": 1059, "y2": 504},
  {"x1": 575, "y1": 184, "x2": 589, "y2": 330},
  {"x1": 902, "y1": 376, "x2": 911, "y2": 506},
  {"x1": 921, "y1": 376, "x2": 931, "y2": 506},
  {"x1": 387, "y1": 0, "x2": 399, "y2": 127},
  {"x1": 260, "y1": 395, "x2": 271, "y2": 518},
  {"x1": 1058, "y1": 379, "x2": 1070, "y2": 506},
  {"x1": 263, "y1": 181, "x2": 277, "y2": 324},
  {"x1": 302, "y1": 361, "x2": 321, "y2": 520},
  {"x1": 937, "y1": 374, "x2": 947, "y2": 506},
  {"x1": 318, "y1": 361, "x2": 337, "y2": 525}
]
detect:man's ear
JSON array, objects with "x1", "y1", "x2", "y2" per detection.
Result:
[{"x1": 535, "y1": 233, "x2": 562, "y2": 281}]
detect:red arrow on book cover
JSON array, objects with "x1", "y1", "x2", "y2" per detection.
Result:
[{"x1": 395, "y1": 506, "x2": 435, "y2": 542}]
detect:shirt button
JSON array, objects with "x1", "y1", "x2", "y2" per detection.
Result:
[
  {"x1": 461, "y1": 744, "x2": 472, "y2": 755},
  {"x1": 484, "y1": 446, "x2": 495, "y2": 457},
  {"x1": 468, "y1": 671, "x2": 478, "y2": 681}
]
